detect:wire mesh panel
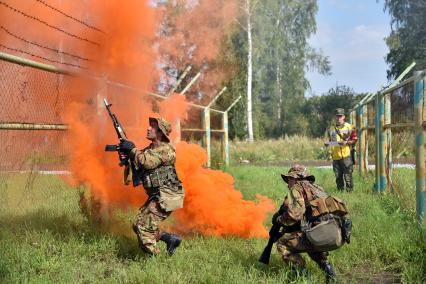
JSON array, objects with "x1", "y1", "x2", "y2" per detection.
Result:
[
  {"x1": 391, "y1": 81, "x2": 415, "y2": 124},
  {"x1": 0, "y1": 60, "x2": 70, "y2": 172}
]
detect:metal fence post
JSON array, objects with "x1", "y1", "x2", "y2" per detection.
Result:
[
  {"x1": 375, "y1": 93, "x2": 386, "y2": 192},
  {"x1": 357, "y1": 104, "x2": 367, "y2": 175},
  {"x1": 385, "y1": 92, "x2": 393, "y2": 191},
  {"x1": 379, "y1": 93, "x2": 387, "y2": 192},
  {"x1": 222, "y1": 111, "x2": 229, "y2": 166},
  {"x1": 204, "y1": 107, "x2": 211, "y2": 168},
  {"x1": 414, "y1": 71, "x2": 425, "y2": 225}
]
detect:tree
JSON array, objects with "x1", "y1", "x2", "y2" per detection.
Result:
[
  {"x1": 303, "y1": 85, "x2": 364, "y2": 137},
  {"x1": 253, "y1": 0, "x2": 330, "y2": 137},
  {"x1": 383, "y1": 0, "x2": 426, "y2": 79}
]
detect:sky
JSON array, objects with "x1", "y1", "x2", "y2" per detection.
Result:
[{"x1": 306, "y1": 0, "x2": 391, "y2": 96}]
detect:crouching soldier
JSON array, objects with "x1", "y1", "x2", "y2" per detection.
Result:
[
  {"x1": 119, "y1": 117, "x2": 185, "y2": 256},
  {"x1": 272, "y1": 165, "x2": 351, "y2": 282}
]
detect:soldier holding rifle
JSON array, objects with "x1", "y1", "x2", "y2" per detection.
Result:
[{"x1": 104, "y1": 99, "x2": 184, "y2": 256}]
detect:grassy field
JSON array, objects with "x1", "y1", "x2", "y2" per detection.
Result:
[
  {"x1": 0, "y1": 167, "x2": 425, "y2": 283},
  {"x1": 219, "y1": 133, "x2": 416, "y2": 166}
]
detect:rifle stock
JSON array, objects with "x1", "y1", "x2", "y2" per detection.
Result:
[{"x1": 259, "y1": 223, "x2": 283, "y2": 265}]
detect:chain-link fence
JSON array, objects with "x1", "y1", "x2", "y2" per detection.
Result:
[{"x1": 0, "y1": 57, "x2": 71, "y2": 174}]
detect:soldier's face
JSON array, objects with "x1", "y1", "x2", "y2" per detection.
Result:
[
  {"x1": 335, "y1": 114, "x2": 345, "y2": 125},
  {"x1": 287, "y1": 177, "x2": 296, "y2": 188},
  {"x1": 147, "y1": 121, "x2": 159, "y2": 140}
]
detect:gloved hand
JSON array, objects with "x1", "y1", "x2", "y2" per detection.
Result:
[
  {"x1": 272, "y1": 212, "x2": 281, "y2": 225},
  {"x1": 118, "y1": 151, "x2": 129, "y2": 163},
  {"x1": 119, "y1": 139, "x2": 136, "y2": 154}
]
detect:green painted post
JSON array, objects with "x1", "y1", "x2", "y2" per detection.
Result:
[
  {"x1": 204, "y1": 107, "x2": 211, "y2": 168},
  {"x1": 357, "y1": 104, "x2": 367, "y2": 175},
  {"x1": 356, "y1": 106, "x2": 362, "y2": 174},
  {"x1": 364, "y1": 104, "x2": 369, "y2": 173},
  {"x1": 379, "y1": 93, "x2": 387, "y2": 192},
  {"x1": 385, "y1": 93, "x2": 393, "y2": 191},
  {"x1": 414, "y1": 71, "x2": 425, "y2": 225},
  {"x1": 374, "y1": 94, "x2": 381, "y2": 192},
  {"x1": 374, "y1": 93, "x2": 386, "y2": 192}
]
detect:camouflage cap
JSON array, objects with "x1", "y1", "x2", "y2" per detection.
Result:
[
  {"x1": 281, "y1": 164, "x2": 315, "y2": 183},
  {"x1": 149, "y1": 117, "x2": 172, "y2": 142},
  {"x1": 335, "y1": 108, "x2": 345, "y2": 116}
]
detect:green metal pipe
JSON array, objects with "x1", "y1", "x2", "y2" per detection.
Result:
[{"x1": 0, "y1": 51, "x2": 67, "y2": 74}]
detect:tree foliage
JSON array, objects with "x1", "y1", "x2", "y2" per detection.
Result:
[
  {"x1": 383, "y1": 0, "x2": 426, "y2": 79},
  {"x1": 224, "y1": 0, "x2": 332, "y2": 139}
]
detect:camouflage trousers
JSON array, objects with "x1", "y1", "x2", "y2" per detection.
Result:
[
  {"x1": 332, "y1": 157, "x2": 354, "y2": 191},
  {"x1": 133, "y1": 198, "x2": 171, "y2": 255},
  {"x1": 276, "y1": 231, "x2": 328, "y2": 268}
]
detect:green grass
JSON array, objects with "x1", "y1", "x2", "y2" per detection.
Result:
[
  {"x1": 228, "y1": 136, "x2": 328, "y2": 165},
  {"x1": 0, "y1": 168, "x2": 425, "y2": 283}
]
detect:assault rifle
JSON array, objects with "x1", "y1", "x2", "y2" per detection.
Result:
[
  {"x1": 258, "y1": 222, "x2": 284, "y2": 264},
  {"x1": 103, "y1": 98, "x2": 142, "y2": 186},
  {"x1": 104, "y1": 98, "x2": 127, "y2": 161},
  {"x1": 259, "y1": 205, "x2": 300, "y2": 264}
]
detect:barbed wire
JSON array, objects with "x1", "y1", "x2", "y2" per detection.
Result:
[
  {"x1": 0, "y1": 26, "x2": 91, "y2": 62},
  {"x1": 35, "y1": 0, "x2": 105, "y2": 34},
  {"x1": 0, "y1": 44, "x2": 86, "y2": 69},
  {"x1": 0, "y1": 1, "x2": 100, "y2": 46}
]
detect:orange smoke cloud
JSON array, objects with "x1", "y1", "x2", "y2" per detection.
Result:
[
  {"x1": 1, "y1": 0, "x2": 274, "y2": 238},
  {"x1": 174, "y1": 142, "x2": 274, "y2": 237}
]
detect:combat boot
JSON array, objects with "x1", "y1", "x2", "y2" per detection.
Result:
[
  {"x1": 320, "y1": 262, "x2": 337, "y2": 282},
  {"x1": 160, "y1": 232, "x2": 182, "y2": 256}
]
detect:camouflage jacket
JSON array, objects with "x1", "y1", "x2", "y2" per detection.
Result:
[
  {"x1": 126, "y1": 142, "x2": 184, "y2": 212},
  {"x1": 276, "y1": 180, "x2": 327, "y2": 226},
  {"x1": 130, "y1": 142, "x2": 176, "y2": 170}
]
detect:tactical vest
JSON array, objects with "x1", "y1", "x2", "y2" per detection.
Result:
[
  {"x1": 300, "y1": 182, "x2": 348, "y2": 219},
  {"x1": 329, "y1": 122, "x2": 354, "y2": 160},
  {"x1": 141, "y1": 165, "x2": 181, "y2": 194}
]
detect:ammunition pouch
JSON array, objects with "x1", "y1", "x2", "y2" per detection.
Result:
[
  {"x1": 141, "y1": 166, "x2": 181, "y2": 190},
  {"x1": 141, "y1": 165, "x2": 184, "y2": 212},
  {"x1": 308, "y1": 196, "x2": 348, "y2": 218}
]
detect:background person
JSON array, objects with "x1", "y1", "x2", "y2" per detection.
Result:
[{"x1": 325, "y1": 108, "x2": 357, "y2": 192}]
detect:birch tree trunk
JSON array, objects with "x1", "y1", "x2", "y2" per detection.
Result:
[
  {"x1": 246, "y1": 0, "x2": 254, "y2": 142},
  {"x1": 277, "y1": 64, "x2": 282, "y2": 121}
]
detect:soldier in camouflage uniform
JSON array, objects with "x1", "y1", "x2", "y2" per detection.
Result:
[
  {"x1": 119, "y1": 117, "x2": 185, "y2": 256},
  {"x1": 273, "y1": 165, "x2": 337, "y2": 281}
]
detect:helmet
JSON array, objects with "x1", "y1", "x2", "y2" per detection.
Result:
[
  {"x1": 281, "y1": 164, "x2": 315, "y2": 183},
  {"x1": 149, "y1": 117, "x2": 171, "y2": 142}
]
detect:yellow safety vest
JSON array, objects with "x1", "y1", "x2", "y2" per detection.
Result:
[{"x1": 328, "y1": 122, "x2": 355, "y2": 160}]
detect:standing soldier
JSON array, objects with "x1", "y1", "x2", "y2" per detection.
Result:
[
  {"x1": 272, "y1": 165, "x2": 351, "y2": 282},
  {"x1": 325, "y1": 108, "x2": 357, "y2": 192},
  {"x1": 118, "y1": 117, "x2": 185, "y2": 256}
]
